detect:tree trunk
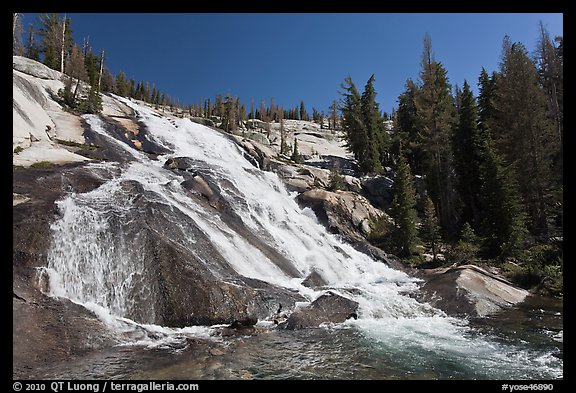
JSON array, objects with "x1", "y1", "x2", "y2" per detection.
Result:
[
  {"x1": 98, "y1": 49, "x2": 104, "y2": 92},
  {"x1": 60, "y1": 15, "x2": 66, "y2": 73},
  {"x1": 72, "y1": 77, "x2": 81, "y2": 105}
]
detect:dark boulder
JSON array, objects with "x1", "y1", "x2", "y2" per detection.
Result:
[
  {"x1": 301, "y1": 270, "x2": 328, "y2": 289},
  {"x1": 361, "y1": 175, "x2": 393, "y2": 209},
  {"x1": 190, "y1": 117, "x2": 216, "y2": 128},
  {"x1": 280, "y1": 291, "x2": 359, "y2": 330}
]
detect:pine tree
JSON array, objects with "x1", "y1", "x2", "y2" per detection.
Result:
[
  {"x1": 37, "y1": 13, "x2": 73, "y2": 72},
  {"x1": 479, "y1": 139, "x2": 527, "y2": 259},
  {"x1": 492, "y1": 36, "x2": 556, "y2": 237},
  {"x1": 299, "y1": 100, "x2": 309, "y2": 121},
  {"x1": 536, "y1": 22, "x2": 563, "y2": 149},
  {"x1": 84, "y1": 49, "x2": 99, "y2": 85},
  {"x1": 144, "y1": 82, "x2": 151, "y2": 103},
  {"x1": 421, "y1": 196, "x2": 441, "y2": 263},
  {"x1": 414, "y1": 33, "x2": 458, "y2": 236},
  {"x1": 291, "y1": 138, "x2": 303, "y2": 163},
  {"x1": 82, "y1": 82, "x2": 103, "y2": 114},
  {"x1": 360, "y1": 74, "x2": 385, "y2": 173},
  {"x1": 477, "y1": 68, "x2": 498, "y2": 132},
  {"x1": 115, "y1": 72, "x2": 129, "y2": 97},
  {"x1": 452, "y1": 80, "x2": 483, "y2": 228},
  {"x1": 390, "y1": 153, "x2": 420, "y2": 259},
  {"x1": 448, "y1": 222, "x2": 480, "y2": 265},
  {"x1": 66, "y1": 44, "x2": 88, "y2": 106},
  {"x1": 535, "y1": 24, "x2": 563, "y2": 222},
  {"x1": 340, "y1": 76, "x2": 367, "y2": 169},
  {"x1": 100, "y1": 67, "x2": 116, "y2": 93},
  {"x1": 396, "y1": 79, "x2": 422, "y2": 173},
  {"x1": 26, "y1": 24, "x2": 40, "y2": 61}
]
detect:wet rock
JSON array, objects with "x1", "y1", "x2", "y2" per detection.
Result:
[
  {"x1": 13, "y1": 273, "x2": 116, "y2": 378},
  {"x1": 418, "y1": 264, "x2": 530, "y2": 317},
  {"x1": 302, "y1": 270, "x2": 328, "y2": 289},
  {"x1": 181, "y1": 175, "x2": 220, "y2": 207},
  {"x1": 280, "y1": 291, "x2": 359, "y2": 330},
  {"x1": 209, "y1": 348, "x2": 226, "y2": 356},
  {"x1": 229, "y1": 317, "x2": 258, "y2": 329}
]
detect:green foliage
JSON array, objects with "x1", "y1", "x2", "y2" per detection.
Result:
[
  {"x1": 447, "y1": 222, "x2": 480, "y2": 265},
  {"x1": 367, "y1": 215, "x2": 392, "y2": 250},
  {"x1": 340, "y1": 74, "x2": 388, "y2": 174},
  {"x1": 84, "y1": 49, "x2": 99, "y2": 86},
  {"x1": 420, "y1": 196, "x2": 441, "y2": 262},
  {"x1": 389, "y1": 154, "x2": 420, "y2": 259},
  {"x1": 291, "y1": 138, "x2": 303, "y2": 163},
  {"x1": 492, "y1": 36, "x2": 558, "y2": 237},
  {"x1": 452, "y1": 80, "x2": 483, "y2": 228},
  {"x1": 80, "y1": 84, "x2": 103, "y2": 114},
  {"x1": 58, "y1": 77, "x2": 77, "y2": 108},
  {"x1": 37, "y1": 13, "x2": 73, "y2": 72},
  {"x1": 328, "y1": 168, "x2": 346, "y2": 191},
  {"x1": 360, "y1": 75, "x2": 385, "y2": 173},
  {"x1": 55, "y1": 139, "x2": 98, "y2": 150},
  {"x1": 504, "y1": 243, "x2": 562, "y2": 297},
  {"x1": 479, "y1": 141, "x2": 527, "y2": 259},
  {"x1": 396, "y1": 79, "x2": 423, "y2": 173},
  {"x1": 30, "y1": 161, "x2": 54, "y2": 168},
  {"x1": 414, "y1": 34, "x2": 458, "y2": 235},
  {"x1": 115, "y1": 71, "x2": 129, "y2": 97},
  {"x1": 299, "y1": 100, "x2": 309, "y2": 121},
  {"x1": 13, "y1": 146, "x2": 24, "y2": 154}
]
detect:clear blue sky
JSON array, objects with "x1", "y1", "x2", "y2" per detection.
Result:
[{"x1": 20, "y1": 13, "x2": 563, "y2": 114}]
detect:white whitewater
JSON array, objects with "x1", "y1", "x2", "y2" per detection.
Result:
[{"x1": 42, "y1": 96, "x2": 562, "y2": 378}]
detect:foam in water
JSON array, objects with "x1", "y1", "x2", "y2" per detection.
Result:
[{"x1": 42, "y1": 96, "x2": 562, "y2": 378}]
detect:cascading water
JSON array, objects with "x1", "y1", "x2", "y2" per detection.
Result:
[{"x1": 41, "y1": 96, "x2": 562, "y2": 379}]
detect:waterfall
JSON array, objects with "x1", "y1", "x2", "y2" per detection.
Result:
[{"x1": 41, "y1": 96, "x2": 562, "y2": 378}]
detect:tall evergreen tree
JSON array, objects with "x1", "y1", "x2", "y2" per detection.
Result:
[
  {"x1": 535, "y1": 23, "x2": 563, "y2": 149},
  {"x1": 492, "y1": 36, "x2": 557, "y2": 237},
  {"x1": 535, "y1": 24, "x2": 563, "y2": 213},
  {"x1": 360, "y1": 74, "x2": 385, "y2": 173},
  {"x1": 396, "y1": 79, "x2": 422, "y2": 173},
  {"x1": 299, "y1": 100, "x2": 309, "y2": 121},
  {"x1": 340, "y1": 76, "x2": 367, "y2": 170},
  {"x1": 389, "y1": 153, "x2": 420, "y2": 258},
  {"x1": 414, "y1": 33, "x2": 459, "y2": 236},
  {"x1": 477, "y1": 68, "x2": 499, "y2": 132},
  {"x1": 37, "y1": 13, "x2": 72, "y2": 72},
  {"x1": 115, "y1": 71, "x2": 129, "y2": 97},
  {"x1": 84, "y1": 48, "x2": 99, "y2": 85},
  {"x1": 479, "y1": 139, "x2": 527, "y2": 259},
  {"x1": 452, "y1": 80, "x2": 483, "y2": 228}
]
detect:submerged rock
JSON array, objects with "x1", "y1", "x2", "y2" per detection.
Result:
[
  {"x1": 280, "y1": 291, "x2": 359, "y2": 330},
  {"x1": 418, "y1": 264, "x2": 529, "y2": 317}
]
